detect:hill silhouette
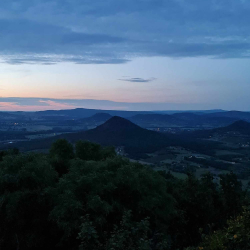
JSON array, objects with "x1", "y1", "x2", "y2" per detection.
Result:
[
  {"x1": 225, "y1": 120, "x2": 250, "y2": 131},
  {"x1": 70, "y1": 116, "x2": 171, "y2": 155},
  {"x1": 193, "y1": 120, "x2": 250, "y2": 138},
  {"x1": 205, "y1": 111, "x2": 250, "y2": 122},
  {"x1": 4, "y1": 116, "x2": 170, "y2": 154},
  {"x1": 1, "y1": 116, "x2": 220, "y2": 157},
  {"x1": 95, "y1": 116, "x2": 141, "y2": 132},
  {"x1": 35, "y1": 108, "x2": 152, "y2": 119},
  {"x1": 78, "y1": 113, "x2": 112, "y2": 123},
  {"x1": 0, "y1": 111, "x2": 24, "y2": 120},
  {"x1": 129, "y1": 112, "x2": 238, "y2": 128},
  {"x1": 214, "y1": 120, "x2": 250, "y2": 135}
]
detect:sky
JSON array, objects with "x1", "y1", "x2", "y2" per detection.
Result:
[{"x1": 0, "y1": 0, "x2": 250, "y2": 111}]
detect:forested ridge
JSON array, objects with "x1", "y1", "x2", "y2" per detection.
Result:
[{"x1": 0, "y1": 139, "x2": 249, "y2": 250}]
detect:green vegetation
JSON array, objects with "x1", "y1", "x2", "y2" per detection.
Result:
[
  {"x1": 185, "y1": 156, "x2": 232, "y2": 171},
  {"x1": 187, "y1": 207, "x2": 250, "y2": 250},
  {"x1": 0, "y1": 140, "x2": 249, "y2": 249}
]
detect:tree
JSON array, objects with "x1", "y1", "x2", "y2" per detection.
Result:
[
  {"x1": 219, "y1": 172, "x2": 245, "y2": 218},
  {"x1": 49, "y1": 139, "x2": 74, "y2": 176},
  {"x1": 75, "y1": 141, "x2": 116, "y2": 161},
  {"x1": 192, "y1": 207, "x2": 250, "y2": 250},
  {"x1": 49, "y1": 157, "x2": 174, "y2": 249},
  {"x1": 78, "y1": 211, "x2": 169, "y2": 250},
  {"x1": 75, "y1": 141, "x2": 102, "y2": 161},
  {"x1": 0, "y1": 153, "x2": 58, "y2": 250},
  {"x1": 0, "y1": 140, "x2": 248, "y2": 250}
]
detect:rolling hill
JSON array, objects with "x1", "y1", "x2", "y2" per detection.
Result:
[
  {"x1": 192, "y1": 120, "x2": 250, "y2": 138},
  {"x1": 2, "y1": 116, "x2": 170, "y2": 153},
  {"x1": 215, "y1": 120, "x2": 250, "y2": 135},
  {"x1": 0, "y1": 116, "x2": 222, "y2": 157},
  {"x1": 225, "y1": 120, "x2": 250, "y2": 131},
  {"x1": 205, "y1": 111, "x2": 250, "y2": 122},
  {"x1": 78, "y1": 113, "x2": 112, "y2": 123},
  {"x1": 0, "y1": 111, "x2": 25, "y2": 120},
  {"x1": 57, "y1": 116, "x2": 172, "y2": 155},
  {"x1": 129, "y1": 112, "x2": 238, "y2": 128},
  {"x1": 33, "y1": 108, "x2": 153, "y2": 119}
]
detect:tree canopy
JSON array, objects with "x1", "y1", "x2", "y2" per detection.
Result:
[{"x1": 0, "y1": 139, "x2": 249, "y2": 250}]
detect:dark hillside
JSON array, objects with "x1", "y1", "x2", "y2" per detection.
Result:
[
  {"x1": 1, "y1": 116, "x2": 170, "y2": 154},
  {"x1": 225, "y1": 120, "x2": 250, "y2": 131},
  {"x1": 1, "y1": 116, "x2": 220, "y2": 156},
  {"x1": 205, "y1": 111, "x2": 250, "y2": 121},
  {"x1": 66, "y1": 116, "x2": 172, "y2": 154},
  {"x1": 77, "y1": 113, "x2": 112, "y2": 124},
  {"x1": 192, "y1": 120, "x2": 250, "y2": 138},
  {"x1": 35, "y1": 108, "x2": 153, "y2": 119},
  {"x1": 129, "y1": 112, "x2": 237, "y2": 127}
]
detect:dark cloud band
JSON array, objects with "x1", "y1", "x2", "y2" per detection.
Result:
[
  {"x1": 0, "y1": 0, "x2": 250, "y2": 64},
  {"x1": 118, "y1": 77, "x2": 156, "y2": 83}
]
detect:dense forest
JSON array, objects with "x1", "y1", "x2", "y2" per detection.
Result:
[{"x1": 0, "y1": 139, "x2": 249, "y2": 250}]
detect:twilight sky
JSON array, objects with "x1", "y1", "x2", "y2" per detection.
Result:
[{"x1": 0, "y1": 0, "x2": 250, "y2": 111}]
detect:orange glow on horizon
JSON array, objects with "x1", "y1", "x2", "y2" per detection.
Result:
[{"x1": 0, "y1": 100, "x2": 79, "y2": 111}]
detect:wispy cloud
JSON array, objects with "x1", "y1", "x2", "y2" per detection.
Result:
[
  {"x1": 118, "y1": 77, "x2": 156, "y2": 83},
  {"x1": 0, "y1": 97, "x2": 226, "y2": 111},
  {"x1": 0, "y1": 99, "x2": 78, "y2": 111}
]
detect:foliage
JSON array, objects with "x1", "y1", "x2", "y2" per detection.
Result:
[
  {"x1": 0, "y1": 153, "x2": 58, "y2": 250},
  {"x1": 78, "y1": 211, "x2": 169, "y2": 250},
  {"x1": 49, "y1": 138, "x2": 74, "y2": 176},
  {"x1": 0, "y1": 139, "x2": 249, "y2": 250},
  {"x1": 188, "y1": 207, "x2": 250, "y2": 250},
  {"x1": 75, "y1": 140, "x2": 116, "y2": 161},
  {"x1": 160, "y1": 171, "x2": 247, "y2": 249},
  {"x1": 48, "y1": 156, "x2": 174, "y2": 249},
  {"x1": 0, "y1": 148, "x2": 19, "y2": 162}
]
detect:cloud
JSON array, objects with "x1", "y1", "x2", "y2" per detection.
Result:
[
  {"x1": 118, "y1": 77, "x2": 156, "y2": 83},
  {"x1": 0, "y1": 97, "x2": 249, "y2": 111},
  {"x1": 0, "y1": 0, "x2": 250, "y2": 64},
  {"x1": 38, "y1": 100, "x2": 77, "y2": 109},
  {"x1": 0, "y1": 19, "x2": 128, "y2": 64},
  {"x1": 0, "y1": 98, "x2": 79, "y2": 111},
  {"x1": 1, "y1": 55, "x2": 129, "y2": 65},
  {"x1": 0, "y1": 97, "x2": 206, "y2": 111}
]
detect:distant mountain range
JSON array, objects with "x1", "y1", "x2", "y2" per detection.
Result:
[
  {"x1": 225, "y1": 120, "x2": 250, "y2": 132},
  {"x1": 10, "y1": 116, "x2": 171, "y2": 154},
  {"x1": 193, "y1": 120, "x2": 250, "y2": 138},
  {"x1": 34, "y1": 109, "x2": 250, "y2": 128},
  {"x1": 0, "y1": 111, "x2": 25, "y2": 120},
  {"x1": 34, "y1": 108, "x2": 152, "y2": 119},
  {"x1": 129, "y1": 112, "x2": 240, "y2": 128},
  {"x1": 2, "y1": 116, "x2": 220, "y2": 158},
  {"x1": 212, "y1": 120, "x2": 250, "y2": 135},
  {"x1": 205, "y1": 111, "x2": 250, "y2": 120},
  {"x1": 18, "y1": 108, "x2": 226, "y2": 118},
  {"x1": 1, "y1": 108, "x2": 250, "y2": 158},
  {"x1": 153, "y1": 109, "x2": 225, "y2": 114},
  {"x1": 1, "y1": 108, "x2": 250, "y2": 129},
  {"x1": 78, "y1": 113, "x2": 112, "y2": 123},
  {"x1": 39, "y1": 109, "x2": 250, "y2": 128}
]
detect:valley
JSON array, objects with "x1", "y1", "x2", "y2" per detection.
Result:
[{"x1": 1, "y1": 108, "x2": 250, "y2": 185}]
